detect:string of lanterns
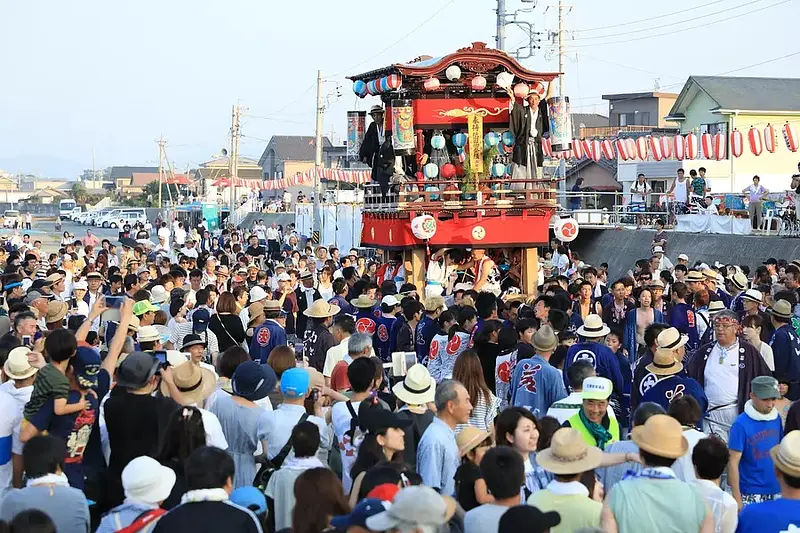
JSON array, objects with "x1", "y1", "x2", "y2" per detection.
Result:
[{"x1": 544, "y1": 123, "x2": 800, "y2": 162}]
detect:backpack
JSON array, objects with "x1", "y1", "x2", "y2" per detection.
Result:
[{"x1": 253, "y1": 412, "x2": 309, "y2": 492}]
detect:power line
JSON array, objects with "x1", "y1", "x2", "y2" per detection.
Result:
[
  {"x1": 572, "y1": 0, "x2": 729, "y2": 32},
  {"x1": 579, "y1": 53, "x2": 683, "y2": 79},
  {"x1": 245, "y1": 115, "x2": 313, "y2": 126},
  {"x1": 328, "y1": 0, "x2": 455, "y2": 79},
  {"x1": 569, "y1": 0, "x2": 789, "y2": 48},
  {"x1": 572, "y1": 0, "x2": 768, "y2": 41}
]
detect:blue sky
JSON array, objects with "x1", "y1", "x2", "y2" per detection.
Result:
[{"x1": 1, "y1": 0, "x2": 798, "y2": 178}]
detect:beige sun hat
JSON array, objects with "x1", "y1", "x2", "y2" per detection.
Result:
[
  {"x1": 533, "y1": 325, "x2": 558, "y2": 353},
  {"x1": 576, "y1": 314, "x2": 610, "y2": 338},
  {"x1": 631, "y1": 414, "x2": 689, "y2": 459},
  {"x1": 303, "y1": 299, "x2": 340, "y2": 318},
  {"x1": 3, "y1": 347, "x2": 39, "y2": 380},
  {"x1": 456, "y1": 426, "x2": 492, "y2": 458},
  {"x1": 160, "y1": 361, "x2": 215, "y2": 406},
  {"x1": 392, "y1": 364, "x2": 436, "y2": 405},
  {"x1": 646, "y1": 329, "x2": 685, "y2": 376},
  {"x1": 536, "y1": 428, "x2": 604, "y2": 475},
  {"x1": 770, "y1": 430, "x2": 800, "y2": 478}
]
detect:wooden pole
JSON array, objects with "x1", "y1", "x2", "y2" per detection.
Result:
[
  {"x1": 409, "y1": 247, "x2": 426, "y2": 298},
  {"x1": 521, "y1": 247, "x2": 539, "y2": 297}
]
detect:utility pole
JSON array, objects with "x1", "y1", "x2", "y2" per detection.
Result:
[
  {"x1": 496, "y1": 0, "x2": 506, "y2": 50},
  {"x1": 230, "y1": 104, "x2": 241, "y2": 225},
  {"x1": 313, "y1": 70, "x2": 324, "y2": 241},
  {"x1": 157, "y1": 137, "x2": 166, "y2": 208},
  {"x1": 556, "y1": 0, "x2": 569, "y2": 198}
]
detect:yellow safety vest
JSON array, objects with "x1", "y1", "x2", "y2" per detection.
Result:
[{"x1": 568, "y1": 411, "x2": 620, "y2": 449}]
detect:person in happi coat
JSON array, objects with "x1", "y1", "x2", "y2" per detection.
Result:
[
  {"x1": 686, "y1": 310, "x2": 771, "y2": 443},
  {"x1": 668, "y1": 281, "x2": 700, "y2": 352},
  {"x1": 561, "y1": 315, "x2": 624, "y2": 398},
  {"x1": 509, "y1": 326, "x2": 567, "y2": 417},
  {"x1": 640, "y1": 327, "x2": 707, "y2": 425}
]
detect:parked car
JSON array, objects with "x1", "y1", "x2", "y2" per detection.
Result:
[
  {"x1": 99, "y1": 209, "x2": 147, "y2": 229},
  {"x1": 88, "y1": 208, "x2": 117, "y2": 226},
  {"x1": 2, "y1": 210, "x2": 19, "y2": 228},
  {"x1": 76, "y1": 212, "x2": 92, "y2": 225},
  {"x1": 68, "y1": 207, "x2": 82, "y2": 221}
]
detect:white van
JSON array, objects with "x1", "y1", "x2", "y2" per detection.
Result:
[{"x1": 98, "y1": 208, "x2": 147, "y2": 228}]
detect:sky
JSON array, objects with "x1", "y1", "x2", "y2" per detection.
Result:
[{"x1": 1, "y1": 0, "x2": 799, "y2": 178}]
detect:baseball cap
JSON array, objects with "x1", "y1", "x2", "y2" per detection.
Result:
[
  {"x1": 23, "y1": 291, "x2": 45, "y2": 306},
  {"x1": 366, "y1": 483, "x2": 401, "y2": 501},
  {"x1": 332, "y1": 499, "x2": 390, "y2": 530},
  {"x1": 677, "y1": 253, "x2": 689, "y2": 261},
  {"x1": 763, "y1": 257, "x2": 778, "y2": 265},
  {"x1": 73, "y1": 346, "x2": 102, "y2": 389},
  {"x1": 116, "y1": 352, "x2": 160, "y2": 390},
  {"x1": 192, "y1": 309, "x2": 210, "y2": 334},
  {"x1": 133, "y1": 300, "x2": 160, "y2": 316},
  {"x1": 498, "y1": 505, "x2": 561, "y2": 533},
  {"x1": 276, "y1": 273, "x2": 291, "y2": 282},
  {"x1": 581, "y1": 376, "x2": 613, "y2": 401},
  {"x1": 230, "y1": 486, "x2": 267, "y2": 516},
  {"x1": 358, "y1": 404, "x2": 413, "y2": 434},
  {"x1": 381, "y1": 295, "x2": 400, "y2": 307},
  {"x1": 751, "y1": 376, "x2": 781, "y2": 400},
  {"x1": 366, "y1": 486, "x2": 449, "y2": 532},
  {"x1": 73, "y1": 280, "x2": 88, "y2": 290},
  {"x1": 280, "y1": 367, "x2": 311, "y2": 398}
]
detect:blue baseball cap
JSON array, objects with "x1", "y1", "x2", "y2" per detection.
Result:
[
  {"x1": 73, "y1": 346, "x2": 102, "y2": 390},
  {"x1": 280, "y1": 368, "x2": 310, "y2": 398},
  {"x1": 230, "y1": 486, "x2": 267, "y2": 515},
  {"x1": 331, "y1": 498, "x2": 390, "y2": 530},
  {"x1": 192, "y1": 309, "x2": 210, "y2": 334}
]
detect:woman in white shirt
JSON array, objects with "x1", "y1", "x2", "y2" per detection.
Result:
[{"x1": 742, "y1": 314, "x2": 775, "y2": 371}]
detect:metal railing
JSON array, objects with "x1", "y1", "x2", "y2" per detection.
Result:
[
  {"x1": 230, "y1": 197, "x2": 258, "y2": 227},
  {"x1": 362, "y1": 179, "x2": 558, "y2": 213}
]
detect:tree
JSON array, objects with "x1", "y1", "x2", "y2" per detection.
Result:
[{"x1": 71, "y1": 182, "x2": 87, "y2": 204}]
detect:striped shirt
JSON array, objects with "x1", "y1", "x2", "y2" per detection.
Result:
[{"x1": 456, "y1": 392, "x2": 500, "y2": 433}]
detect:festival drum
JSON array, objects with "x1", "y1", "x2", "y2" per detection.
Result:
[
  {"x1": 391, "y1": 99, "x2": 416, "y2": 156},
  {"x1": 548, "y1": 96, "x2": 572, "y2": 153}
]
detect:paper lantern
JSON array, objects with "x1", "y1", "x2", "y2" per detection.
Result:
[
  {"x1": 600, "y1": 139, "x2": 615, "y2": 160},
  {"x1": 674, "y1": 135, "x2": 686, "y2": 161},
  {"x1": 730, "y1": 129, "x2": 744, "y2": 158},
  {"x1": 542, "y1": 137, "x2": 553, "y2": 158},
  {"x1": 554, "y1": 216, "x2": 579, "y2": 242},
  {"x1": 423, "y1": 163, "x2": 439, "y2": 178},
  {"x1": 440, "y1": 163, "x2": 457, "y2": 179},
  {"x1": 589, "y1": 139, "x2": 602, "y2": 162},
  {"x1": 484, "y1": 132, "x2": 500, "y2": 147},
  {"x1": 431, "y1": 134, "x2": 446, "y2": 150},
  {"x1": 411, "y1": 215, "x2": 437, "y2": 240},
  {"x1": 748, "y1": 126, "x2": 763, "y2": 156},
  {"x1": 470, "y1": 76, "x2": 487, "y2": 91},
  {"x1": 572, "y1": 138, "x2": 584, "y2": 159},
  {"x1": 380, "y1": 77, "x2": 390, "y2": 92},
  {"x1": 452, "y1": 133, "x2": 467, "y2": 148},
  {"x1": 445, "y1": 65, "x2": 462, "y2": 81},
  {"x1": 366, "y1": 80, "x2": 379, "y2": 95},
  {"x1": 713, "y1": 132, "x2": 726, "y2": 160},
  {"x1": 513, "y1": 83, "x2": 530, "y2": 99},
  {"x1": 636, "y1": 136, "x2": 649, "y2": 160},
  {"x1": 660, "y1": 136, "x2": 673, "y2": 159},
  {"x1": 701, "y1": 133, "x2": 713, "y2": 160},
  {"x1": 425, "y1": 185, "x2": 440, "y2": 201},
  {"x1": 582, "y1": 139, "x2": 592, "y2": 159},
  {"x1": 765, "y1": 124, "x2": 777, "y2": 153},
  {"x1": 615, "y1": 139, "x2": 629, "y2": 161},
  {"x1": 491, "y1": 163, "x2": 506, "y2": 177},
  {"x1": 424, "y1": 77, "x2": 440, "y2": 91},
  {"x1": 455, "y1": 164, "x2": 465, "y2": 177},
  {"x1": 624, "y1": 138, "x2": 637, "y2": 161},
  {"x1": 496, "y1": 72, "x2": 514, "y2": 89},
  {"x1": 501, "y1": 131, "x2": 515, "y2": 147},
  {"x1": 686, "y1": 132, "x2": 699, "y2": 160},
  {"x1": 784, "y1": 123, "x2": 799, "y2": 152},
  {"x1": 352, "y1": 80, "x2": 367, "y2": 97},
  {"x1": 648, "y1": 136, "x2": 663, "y2": 161},
  {"x1": 387, "y1": 74, "x2": 402, "y2": 90},
  {"x1": 415, "y1": 171, "x2": 424, "y2": 181}
]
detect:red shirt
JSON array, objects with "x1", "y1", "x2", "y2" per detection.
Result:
[{"x1": 330, "y1": 360, "x2": 350, "y2": 392}]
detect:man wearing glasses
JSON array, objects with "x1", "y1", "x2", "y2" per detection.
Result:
[{"x1": 687, "y1": 310, "x2": 772, "y2": 443}]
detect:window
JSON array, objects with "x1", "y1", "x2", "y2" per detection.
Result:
[
  {"x1": 618, "y1": 113, "x2": 627, "y2": 127},
  {"x1": 650, "y1": 180, "x2": 667, "y2": 193},
  {"x1": 699, "y1": 122, "x2": 728, "y2": 159},
  {"x1": 640, "y1": 112, "x2": 650, "y2": 125}
]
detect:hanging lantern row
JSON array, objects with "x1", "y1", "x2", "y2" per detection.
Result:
[
  {"x1": 541, "y1": 123, "x2": 799, "y2": 162},
  {"x1": 352, "y1": 75, "x2": 402, "y2": 98}
]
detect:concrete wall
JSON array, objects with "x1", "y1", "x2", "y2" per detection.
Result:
[{"x1": 571, "y1": 228, "x2": 800, "y2": 280}]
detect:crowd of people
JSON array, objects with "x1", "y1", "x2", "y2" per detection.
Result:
[{"x1": 0, "y1": 216, "x2": 796, "y2": 533}]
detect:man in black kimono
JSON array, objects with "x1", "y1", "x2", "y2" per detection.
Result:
[
  {"x1": 359, "y1": 105, "x2": 390, "y2": 192},
  {"x1": 507, "y1": 82, "x2": 553, "y2": 184}
]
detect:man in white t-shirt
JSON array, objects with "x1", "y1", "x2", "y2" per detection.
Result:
[
  {"x1": 157, "y1": 222, "x2": 171, "y2": 250},
  {"x1": 174, "y1": 222, "x2": 187, "y2": 248},
  {"x1": 330, "y1": 357, "x2": 376, "y2": 494}
]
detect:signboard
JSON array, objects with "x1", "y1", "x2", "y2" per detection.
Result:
[
  {"x1": 468, "y1": 113, "x2": 484, "y2": 174},
  {"x1": 202, "y1": 203, "x2": 219, "y2": 231},
  {"x1": 346, "y1": 111, "x2": 366, "y2": 160}
]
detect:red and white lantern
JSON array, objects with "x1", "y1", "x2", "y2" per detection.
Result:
[
  {"x1": 615, "y1": 139, "x2": 629, "y2": 161},
  {"x1": 748, "y1": 126, "x2": 763, "y2": 156},
  {"x1": 387, "y1": 74, "x2": 402, "y2": 89},
  {"x1": 470, "y1": 75, "x2": 487, "y2": 91},
  {"x1": 625, "y1": 138, "x2": 637, "y2": 161},
  {"x1": 423, "y1": 77, "x2": 440, "y2": 91},
  {"x1": 730, "y1": 129, "x2": 744, "y2": 158},
  {"x1": 572, "y1": 139, "x2": 584, "y2": 159},
  {"x1": 713, "y1": 132, "x2": 726, "y2": 161},
  {"x1": 542, "y1": 137, "x2": 553, "y2": 158},
  {"x1": 783, "y1": 122, "x2": 799, "y2": 152},
  {"x1": 701, "y1": 133, "x2": 714, "y2": 160},
  {"x1": 765, "y1": 124, "x2": 777, "y2": 153},
  {"x1": 660, "y1": 136, "x2": 673, "y2": 159},
  {"x1": 648, "y1": 136, "x2": 663, "y2": 161},
  {"x1": 686, "y1": 133, "x2": 699, "y2": 160},
  {"x1": 601, "y1": 139, "x2": 615, "y2": 160},
  {"x1": 582, "y1": 139, "x2": 592, "y2": 159},
  {"x1": 590, "y1": 139, "x2": 602, "y2": 162},
  {"x1": 674, "y1": 135, "x2": 686, "y2": 161},
  {"x1": 635, "y1": 136, "x2": 649, "y2": 160}
]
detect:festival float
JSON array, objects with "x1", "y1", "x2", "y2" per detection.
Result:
[{"x1": 346, "y1": 41, "x2": 565, "y2": 294}]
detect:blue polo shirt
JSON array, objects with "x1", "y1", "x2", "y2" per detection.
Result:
[{"x1": 729, "y1": 411, "x2": 783, "y2": 496}]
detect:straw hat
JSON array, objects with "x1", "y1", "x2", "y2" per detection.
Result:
[
  {"x1": 685, "y1": 271, "x2": 705, "y2": 283},
  {"x1": 769, "y1": 299, "x2": 793, "y2": 320},
  {"x1": 536, "y1": 428, "x2": 604, "y2": 475},
  {"x1": 702, "y1": 269, "x2": 718, "y2": 281},
  {"x1": 303, "y1": 299, "x2": 340, "y2": 318},
  {"x1": 770, "y1": 430, "x2": 800, "y2": 478},
  {"x1": 351, "y1": 294, "x2": 377, "y2": 309},
  {"x1": 160, "y1": 361, "x2": 215, "y2": 406},
  {"x1": 533, "y1": 325, "x2": 558, "y2": 353},
  {"x1": 576, "y1": 314, "x2": 610, "y2": 338},
  {"x1": 741, "y1": 288, "x2": 762, "y2": 304},
  {"x1": 707, "y1": 300, "x2": 726, "y2": 316},
  {"x1": 631, "y1": 414, "x2": 688, "y2": 459},
  {"x1": 392, "y1": 364, "x2": 436, "y2": 405},
  {"x1": 730, "y1": 271, "x2": 748, "y2": 291},
  {"x1": 456, "y1": 426, "x2": 491, "y2": 457},
  {"x1": 647, "y1": 329, "x2": 685, "y2": 376},
  {"x1": 248, "y1": 301, "x2": 266, "y2": 328},
  {"x1": 3, "y1": 347, "x2": 39, "y2": 380},
  {"x1": 45, "y1": 300, "x2": 68, "y2": 324}
]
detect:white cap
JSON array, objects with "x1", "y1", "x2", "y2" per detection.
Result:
[
  {"x1": 122, "y1": 456, "x2": 177, "y2": 505},
  {"x1": 249, "y1": 286, "x2": 268, "y2": 303},
  {"x1": 276, "y1": 273, "x2": 291, "y2": 282},
  {"x1": 581, "y1": 376, "x2": 613, "y2": 401},
  {"x1": 72, "y1": 280, "x2": 88, "y2": 290},
  {"x1": 653, "y1": 246, "x2": 664, "y2": 254},
  {"x1": 677, "y1": 253, "x2": 689, "y2": 261},
  {"x1": 381, "y1": 295, "x2": 400, "y2": 307}
]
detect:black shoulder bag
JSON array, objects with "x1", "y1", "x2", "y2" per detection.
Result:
[{"x1": 253, "y1": 412, "x2": 309, "y2": 492}]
